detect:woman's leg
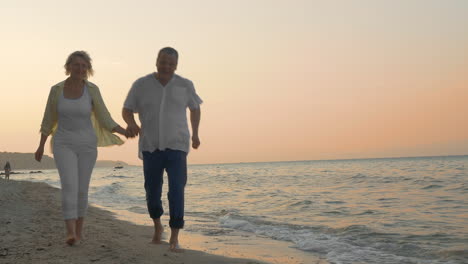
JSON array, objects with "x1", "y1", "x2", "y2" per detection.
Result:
[
  {"x1": 75, "y1": 217, "x2": 85, "y2": 241},
  {"x1": 54, "y1": 144, "x2": 79, "y2": 245},
  {"x1": 76, "y1": 147, "x2": 97, "y2": 240}
]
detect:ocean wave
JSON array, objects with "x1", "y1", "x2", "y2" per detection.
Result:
[
  {"x1": 102, "y1": 182, "x2": 122, "y2": 193},
  {"x1": 422, "y1": 184, "x2": 444, "y2": 189},
  {"x1": 219, "y1": 215, "x2": 461, "y2": 264},
  {"x1": 322, "y1": 210, "x2": 345, "y2": 215},
  {"x1": 90, "y1": 182, "x2": 142, "y2": 206},
  {"x1": 325, "y1": 200, "x2": 346, "y2": 204},
  {"x1": 104, "y1": 174, "x2": 132, "y2": 179},
  {"x1": 437, "y1": 249, "x2": 468, "y2": 262},
  {"x1": 354, "y1": 210, "x2": 379, "y2": 215},
  {"x1": 127, "y1": 206, "x2": 146, "y2": 214},
  {"x1": 352, "y1": 173, "x2": 367, "y2": 178},
  {"x1": 377, "y1": 197, "x2": 399, "y2": 201},
  {"x1": 289, "y1": 200, "x2": 313, "y2": 207}
]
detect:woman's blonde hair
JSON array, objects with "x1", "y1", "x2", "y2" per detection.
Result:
[{"x1": 64, "y1": 51, "x2": 94, "y2": 78}]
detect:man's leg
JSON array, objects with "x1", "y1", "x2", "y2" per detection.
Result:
[
  {"x1": 152, "y1": 218, "x2": 164, "y2": 244},
  {"x1": 166, "y1": 149, "x2": 188, "y2": 251},
  {"x1": 143, "y1": 151, "x2": 165, "y2": 243}
]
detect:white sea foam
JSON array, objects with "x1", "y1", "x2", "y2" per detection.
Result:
[{"x1": 219, "y1": 214, "x2": 461, "y2": 264}]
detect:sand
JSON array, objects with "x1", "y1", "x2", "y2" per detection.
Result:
[{"x1": 0, "y1": 179, "x2": 268, "y2": 264}]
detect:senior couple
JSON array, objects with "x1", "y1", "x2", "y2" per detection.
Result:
[{"x1": 34, "y1": 47, "x2": 202, "y2": 252}]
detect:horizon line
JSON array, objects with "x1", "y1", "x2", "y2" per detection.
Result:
[
  {"x1": 2, "y1": 151, "x2": 467, "y2": 167},
  {"x1": 189, "y1": 154, "x2": 468, "y2": 166}
]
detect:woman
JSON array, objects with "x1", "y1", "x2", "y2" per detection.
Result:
[{"x1": 35, "y1": 51, "x2": 126, "y2": 246}]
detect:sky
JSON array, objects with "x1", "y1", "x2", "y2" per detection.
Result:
[{"x1": 0, "y1": 0, "x2": 467, "y2": 165}]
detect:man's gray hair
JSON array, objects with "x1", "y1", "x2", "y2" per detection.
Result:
[{"x1": 157, "y1": 47, "x2": 179, "y2": 61}]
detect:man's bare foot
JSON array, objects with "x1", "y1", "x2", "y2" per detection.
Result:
[
  {"x1": 169, "y1": 240, "x2": 184, "y2": 253},
  {"x1": 66, "y1": 235, "x2": 76, "y2": 246},
  {"x1": 151, "y1": 220, "x2": 164, "y2": 244},
  {"x1": 169, "y1": 227, "x2": 183, "y2": 252}
]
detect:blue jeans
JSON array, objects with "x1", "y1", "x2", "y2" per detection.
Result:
[{"x1": 142, "y1": 149, "x2": 187, "y2": 229}]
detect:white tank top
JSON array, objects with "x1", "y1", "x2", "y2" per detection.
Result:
[{"x1": 54, "y1": 85, "x2": 97, "y2": 147}]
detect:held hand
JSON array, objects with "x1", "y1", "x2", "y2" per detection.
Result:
[
  {"x1": 192, "y1": 135, "x2": 200, "y2": 149},
  {"x1": 113, "y1": 126, "x2": 127, "y2": 137},
  {"x1": 126, "y1": 124, "x2": 141, "y2": 138},
  {"x1": 35, "y1": 146, "x2": 44, "y2": 162}
]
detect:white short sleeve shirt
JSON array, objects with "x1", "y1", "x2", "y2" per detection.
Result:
[{"x1": 124, "y1": 73, "x2": 203, "y2": 158}]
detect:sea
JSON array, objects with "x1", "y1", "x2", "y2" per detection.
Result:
[{"x1": 17, "y1": 155, "x2": 468, "y2": 264}]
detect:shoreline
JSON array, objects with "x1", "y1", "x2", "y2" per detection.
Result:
[
  {"x1": 0, "y1": 178, "x2": 328, "y2": 264},
  {"x1": 95, "y1": 204, "x2": 327, "y2": 264},
  {"x1": 0, "y1": 178, "x2": 267, "y2": 264}
]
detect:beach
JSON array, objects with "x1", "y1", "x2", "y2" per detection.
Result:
[
  {"x1": 0, "y1": 178, "x2": 292, "y2": 264},
  {"x1": 1, "y1": 156, "x2": 466, "y2": 264}
]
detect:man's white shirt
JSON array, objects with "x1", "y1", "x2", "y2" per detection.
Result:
[{"x1": 124, "y1": 73, "x2": 203, "y2": 158}]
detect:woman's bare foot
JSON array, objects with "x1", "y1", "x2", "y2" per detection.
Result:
[
  {"x1": 66, "y1": 235, "x2": 76, "y2": 246},
  {"x1": 75, "y1": 217, "x2": 84, "y2": 242},
  {"x1": 151, "y1": 219, "x2": 164, "y2": 244},
  {"x1": 65, "y1": 219, "x2": 77, "y2": 246}
]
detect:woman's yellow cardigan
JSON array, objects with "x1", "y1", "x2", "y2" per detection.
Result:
[{"x1": 40, "y1": 80, "x2": 124, "y2": 149}]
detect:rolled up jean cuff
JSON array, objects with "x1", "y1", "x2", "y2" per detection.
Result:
[{"x1": 169, "y1": 218, "x2": 184, "y2": 229}]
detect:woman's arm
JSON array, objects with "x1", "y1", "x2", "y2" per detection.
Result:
[
  {"x1": 35, "y1": 134, "x2": 49, "y2": 162},
  {"x1": 90, "y1": 84, "x2": 120, "y2": 131},
  {"x1": 112, "y1": 125, "x2": 127, "y2": 137}
]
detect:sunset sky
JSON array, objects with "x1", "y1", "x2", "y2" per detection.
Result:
[{"x1": 1, "y1": 0, "x2": 467, "y2": 165}]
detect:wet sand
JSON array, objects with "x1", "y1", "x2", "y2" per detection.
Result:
[{"x1": 0, "y1": 179, "x2": 267, "y2": 264}]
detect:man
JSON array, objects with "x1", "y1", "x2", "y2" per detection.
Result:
[
  {"x1": 4, "y1": 161, "x2": 11, "y2": 180},
  {"x1": 123, "y1": 47, "x2": 202, "y2": 252}
]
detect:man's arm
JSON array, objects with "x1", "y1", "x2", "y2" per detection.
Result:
[
  {"x1": 122, "y1": 108, "x2": 140, "y2": 138},
  {"x1": 190, "y1": 108, "x2": 201, "y2": 149}
]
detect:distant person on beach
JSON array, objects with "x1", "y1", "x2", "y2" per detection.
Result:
[
  {"x1": 4, "y1": 161, "x2": 11, "y2": 180},
  {"x1": 35, "y1": 51, "x2": 126, "y2": 246},
  {"x1": 123, "y1": 47, "x2": 202, "y2": 252}
]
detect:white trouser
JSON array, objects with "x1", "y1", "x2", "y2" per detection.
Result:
[{"x1": 53, "y1": 143, "x2": 97, "y2": 220}]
